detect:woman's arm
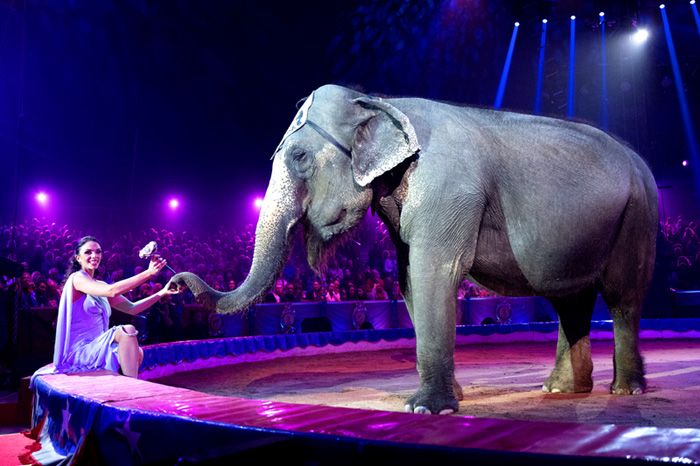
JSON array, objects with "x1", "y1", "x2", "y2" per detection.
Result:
[
  {"x1": 110, "y1": 284, "x2": 179, "y2": 315},
  {"x1": 72, "y1": 256, "x2": 168, "y2": 298}
]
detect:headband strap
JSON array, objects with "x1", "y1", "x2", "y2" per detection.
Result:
[
  {"x1": 272, "y1": 92, "x2": 351, "y2": 159},
  {"x1": 306, "y1": 120, "x2": 352, "y2": 158}
]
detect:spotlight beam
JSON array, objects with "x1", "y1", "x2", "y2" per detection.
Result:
[
  {"x1": 494, "y1": 22, "x2": 520, "y2": 109},
  {"x1": 567, "y1": 16, "x2": 576, "y2": 117},
  {"x1": 660, "y1": 6, "x2": 700, "y2": 181},
  {"x1": 533, "y1": 20, "x2": 548, "y2": 114},
  {"x1": 692, "y1": 1, "x2": 700, "y2": 36},
  {"x1": 600, "y1": 13, "x2": 609, "y2": 130}
]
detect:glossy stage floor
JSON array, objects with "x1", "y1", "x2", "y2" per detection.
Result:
[{"x1": 27, "y1": 320, "x2": 700, "y2": 465}]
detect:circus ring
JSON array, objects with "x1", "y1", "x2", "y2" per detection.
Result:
[{"x1": 28, "y1": 298, "x2": 700, "y2": 465}]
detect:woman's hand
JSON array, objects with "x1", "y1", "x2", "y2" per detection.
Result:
[
  {"x1": 158, "y1": 278, "x2": 184, "y2": 297},
  {"x1": 147, "y1": 255, "x2": 168, "y2": 277}
]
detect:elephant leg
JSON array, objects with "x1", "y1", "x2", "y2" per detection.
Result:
[
  {"x1": 398, "y1": 245, "x2": 464, "y2": 403},
  {"x1": 543, "y1": 288, "x2": 596, "y2": 393},
  {"x1": 606, "y1": 303, "x2": 644, "y2": 394},
  {"x1": 403, "y1": 253, "x2": 461, "y2": 415},
  {"x1": 599, "y1": 195, "x2": 653, "y2": 395},
  {"x1": 403, "y1": 289, "x2": 463, "y2": 403},
  {"x1": 600, "y1": 257, "x2": 649, "y2": 393}
]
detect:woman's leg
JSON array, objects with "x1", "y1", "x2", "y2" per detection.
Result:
[{"x1": 113, "y1": 325, "x2": 141, "y2": 378}]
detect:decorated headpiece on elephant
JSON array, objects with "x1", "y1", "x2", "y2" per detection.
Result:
[{"x1": 172, "y1": 84, "x2": 658, "y2": 415}]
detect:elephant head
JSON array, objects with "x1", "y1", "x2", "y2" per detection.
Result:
[{"x1": 173, "y1": 84, "x2": 420, "y2": 313}]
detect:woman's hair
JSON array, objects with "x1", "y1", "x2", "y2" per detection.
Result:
[{"x1": 63, "y1": 235, "x2": 101, "y2": 284}]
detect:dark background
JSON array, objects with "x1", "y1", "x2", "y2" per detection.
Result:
[{"x1": 0, "y1": 0, "x2": 698, "y2": 232}]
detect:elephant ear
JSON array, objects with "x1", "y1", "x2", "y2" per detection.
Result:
[{"x1": 350, "y1": 96, "x2": 420, "y2": 187}]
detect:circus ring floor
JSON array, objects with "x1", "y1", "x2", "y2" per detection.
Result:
[{"x1": 29, "y1": 319, "x2": 700, "y2": 465}]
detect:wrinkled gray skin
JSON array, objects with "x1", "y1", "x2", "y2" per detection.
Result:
[{"x1": 173, "y1": 84, "x2": 658, "y2": 415}]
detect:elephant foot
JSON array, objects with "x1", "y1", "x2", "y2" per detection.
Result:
[
  {"x1": 610, "y1": 378, "x2": 646, "y2": 395},
  {"x1": 610, "y1": 359, "x2": 646, "y2": 395},
  {"x1": 405, "y1": 387, "x2": 459, "y2": 415},
  {"x1": 543, "y1": 372, "x2": 593, "y2": 394}
]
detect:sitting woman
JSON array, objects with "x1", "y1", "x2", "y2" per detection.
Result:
[{"x1": 41, "y1": 235, "x2": 180, "y2": 379}]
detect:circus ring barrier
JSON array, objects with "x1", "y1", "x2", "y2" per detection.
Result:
[{"x1": 29, "y1": 298, "x2": 700, "y2": 465}]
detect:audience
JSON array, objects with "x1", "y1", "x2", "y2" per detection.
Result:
[{"x1": 1, "y1": 214, "x2": 694, "y2": 344}]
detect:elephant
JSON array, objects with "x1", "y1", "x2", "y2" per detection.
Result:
[{"x1": 172, "y1": 84, "x2": 658, "y2": 415}]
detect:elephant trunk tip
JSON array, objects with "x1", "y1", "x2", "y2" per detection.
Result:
[{"x1": 172, "y1": 271, "x2": 227, "y2": 312}]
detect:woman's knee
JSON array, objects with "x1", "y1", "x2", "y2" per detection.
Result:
[
  {"x1": 122, "y1": 324, "x2": 138, "y2": 336},
  {"x1": 115, "y1": 325, "x2": 139, "y2": 344}
]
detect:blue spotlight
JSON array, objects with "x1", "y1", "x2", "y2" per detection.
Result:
[
  {"x1": 660, "y1": 5, "x2": 700, "y2": 182},
  {"x1": 494, "y1": 22, "x2": 520, "y2": 109},
  {"x1": 692, "y1": 0, "x2": 700, "y2": 35},
  {"x1": 568, "y1": 16, "x2": 576, "y2": 117},
  {"x1": 660, "y1": 4, "x2": 665, "y2": 9},
  {"x1": 600, "y1": 11, "x2": 609, "y2": 130},
  {"x1": 534, "y1": 19, "x2": 548, "y2": 114}
]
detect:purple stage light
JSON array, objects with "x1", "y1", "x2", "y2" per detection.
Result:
[
  {"x1": 683, "y1": 160, "x2": 689, "y2": 167},
  {"x1": 35, "y1": 191, "x2": 49, "y2": 206},
  {"x1": 254, "y1": 197, "x2": 264, "y2": 209},
  {"x1": 168, "y1": 198, "x2": 180, "y2": 210}
]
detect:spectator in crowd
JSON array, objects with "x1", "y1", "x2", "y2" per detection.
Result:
[
  {"x1": 356, "y1": 287, "x2": 368, "y2": 300},
  {"x1": 17, "y1": 272, "x2": 38, "y2": 309},
  {"x1": 390, "y1": 281, "x2": 402, "y2": 301},
  {"x1": 326, "y1": 280, "x2": 341, "y2": 302},
  {"x1": 183, "y1": 305, "x2": 209, "y2": 340},
  {"x1": 346, "y1": 283, "x2": 357, "y2": 300},
  {"x1": 281, "y1": 282, "x2": 298, "y2": 302},
  {"x1": 305, "y1": 280, "x2": 323, "y2": 301},
  {"x1": 34, "y1": 280, "x2": 58, "y2": 307},
  {"x1": 264, "y1": 279, "x2": 285, "y2": 303},
  {"x1": 369, "y1": 279, "x2": 389, "y2": 300},
  {"x1": 147, "y1": 288, "x2": 183, "y2": 343}
]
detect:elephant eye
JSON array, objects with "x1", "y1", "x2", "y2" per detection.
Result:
[
  {"x1": 289, "y1": 147, "x2": 313, "y2": 177},
  {"x1": 292, "y1": 149, "x2": 307, "y2": 162}
]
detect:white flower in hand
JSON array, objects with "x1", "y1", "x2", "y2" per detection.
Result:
[{"x1": 139, "y1": 241, "x2": 157, "y2": 259}]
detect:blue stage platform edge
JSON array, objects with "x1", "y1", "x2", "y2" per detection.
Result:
[{"x1": 26, "y1": 318, "x2": 700, "y2": 466}]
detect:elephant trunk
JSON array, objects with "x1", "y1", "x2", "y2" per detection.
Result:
[{"x1": 173, "y1": 160, "x2": 302, "y2": 313}]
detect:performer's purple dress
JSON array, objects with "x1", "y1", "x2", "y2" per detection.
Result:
[
  {"x1": 53, "y1": 271, "x2": 121, "y2": 373},
  {"x1": 32, "y1": 271, "x2": 121, "y2": 383}
]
